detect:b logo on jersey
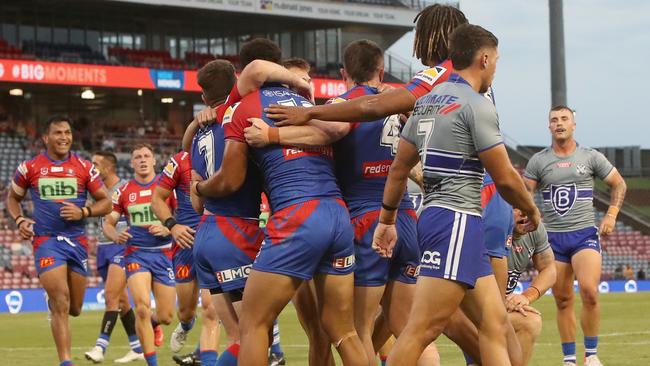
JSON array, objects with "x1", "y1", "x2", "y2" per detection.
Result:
[
  {"x1": 128, "y1": 203, "x2": 161, "y2": 226},
  {"x1": 551, "y1": 183, "x2": 577, "y2": 216},
  {"x1": 37, "y1": 177, "x2": 77, "y2": 200}
]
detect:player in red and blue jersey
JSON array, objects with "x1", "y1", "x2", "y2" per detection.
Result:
[
  {"x1": 192, "y1": 81, "x2": 367, "y2": 365},
  {"x1": 152, "y1": 148, "x2": 220, "y2": 363},
  {"x1": 6, "y1": 116, "x2": 112, "y2": 366},
  {"x1": 104, "y1": 144, "x2": 175, "y2": 366}
]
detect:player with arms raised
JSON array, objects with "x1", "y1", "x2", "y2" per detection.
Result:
[{"x1": 6, "y1": 116, "x2": 112, "y2": 366}]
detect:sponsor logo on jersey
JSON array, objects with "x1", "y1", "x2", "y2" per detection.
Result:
[
  {"x1": 576, "y1": 164, "x2": 587, "y2": 175},
  {"x1": 216, "y1": 264, "x2": 252, "y2": 283},
  {"x1": 412, "y1": 66, "x2": 447, "y2": 86},
  {"x1": 39, "y1": 256, "x2": 55, "y2": 268},
  {"x1": 362, "y1": 160, "x2": 392, "y2": 178},
  {"x1": 175, "y1": 264, "x2": 191, "y2": 280},
  {"x1": 420, "y1": 250, "x2": 441, "y2": 269},
  {"x1": 140, "y1": 189, "x2": 152, "y2": 197},
  {"x1": 404, "y1": 264, "x2": 420, "y2": 278},
  {"x1": 556, "y1": 162, "x2": 572, "y2": 168},
  {"x1": 550, "y1": 183, "x2": 577, "y2": 216},
  {"x1": 127, "y1": 203, "x2": 161, "y2": 226},
  {"x1": 51, "y1": 166, "x2": 64, "y2": 173},
  {"x1": 506, "y1": 234, "x2": 513, "y2": 248},
  {"x1": 126, "y1": 262, "x2": 141, "y2": 272},
  {"x1": 163, "y1": 159, "x2": 178, "y2": 178},
  {"x1": 111, "y1": 190, "x2": 120, "y2": 205},
  {"x1": 332, "y1": 254, "x2": 355, "y2": 269},
  {"x1": 283, "y1": 146, "x2": 334, "y2": 160},
  {"x1": 222, "y1": 102, "x2": 241, "y2": 124},
  {"x1": 37, "y1": 177, "x2": 77, "y2": 200}
]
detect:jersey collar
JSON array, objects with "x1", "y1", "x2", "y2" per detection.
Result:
[
  {"x1": 43, "y1": 151, "x2": 72, "y2": 164},
  {"x1": 448, "y1": 73, "x2": 472, "y2": 87}
]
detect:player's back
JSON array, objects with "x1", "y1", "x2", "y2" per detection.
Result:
[
  {"x1": 401, "y1": 74, "x2": 503, "y2": 216},
  {"x1": 159, "y1": 151, "x2": 201, "y2": 227},
  {"x1": 224, "y1": 84, "x2": 340, "y2": 212},
  {"x1": 334, "y1": 85, "x2": 413, "y2": 217},
  {"x1": 191, "y1": 124, "x2": 261, "y2": 218}
]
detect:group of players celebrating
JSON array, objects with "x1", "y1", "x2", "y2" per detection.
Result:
[{"x1": 5, "y1": 4, "x2": 627, "y2": 366}]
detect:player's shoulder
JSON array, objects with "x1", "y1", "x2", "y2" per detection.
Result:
[
  {"x1": 529, "y1": 147, "x2": 553, "y2": 161},
  {"x1": 410, "y1": 60, "x2": 453, "y2": 87},
  {"x1": 222, "y1": 101, "x2": 244, "y2": 124},
  {"x1": 576, "y1": 145, "x2": 600, "y2": 156}
]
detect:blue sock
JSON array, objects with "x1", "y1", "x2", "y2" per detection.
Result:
[
  {"x1": 127, "y1": 334, "x2": 142, "y2": 354},
  {"x1": 463, "y1": 351, "x2": 475, "y2": 365},
  {"x1": 95, "y1": 333, "x2": 110, "y2": 352},
  {"x1": 562, "y1": 342, "x2": 576, "y2": 364},
  {"x1": 216, "y1": 343, "x2": 239, "y2": 366},
  {"x1": 60, "y1": 361, "x2": 73, "y2": 366},
  {"x1": 584, "y1": 336, "x2": 598, "y2": 357},
  {"x1": 270, "y1": 319, "x2": 283, "y2": 355},
  {"x1": 181, "y1": 317, "x2": 196, "y2": 332},
  {"x1": 201, "y1": 350, "x2": 218, "y2": 366},
  {"x1": 144, "y1": 351, "x2": 158, "y2": 366},
  {"x1": 194, "y1": 343, "x2": 201, "y2": 355},
  {"x1": 380, "y1": 355, "x2": 387, "y2": 366}
]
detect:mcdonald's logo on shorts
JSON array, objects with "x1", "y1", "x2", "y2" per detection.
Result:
[
  {"x1": 39, "y1": 257, "x2": 55, "y2": 269},
  {"x1": 126, "y1": 262, "x2": 141, "y2": 272},
  {"x1": 176, "y1": 265, "x2": 191, "y2": 279}
]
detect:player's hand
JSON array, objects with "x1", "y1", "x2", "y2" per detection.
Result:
[
  {"x1": 60, "y1": 202, "x2": 84, "y2": 221},
  {"x1": 599, "y1": 214, "x2": 616, "y2": 237},
  {"x1": 171, "y1": 224, "x2": 195, "y2": 249},
  {"x1": 290, "y1": 78, "x2": 313, "y2": 102},
  {"x1": 244, "y1": 118, "x2": 271, "y2": 147},
  {"x1": 17, "y1": 218, "x2": 35, "y2": 240},
  {"x1": 506, "y1": 293, "x2": 531, "y2": 315},
  {"x1": 520, "y1": 206, "x2": 541, "y2": 233},
  {"x1": 149, "y1": 224, "x2": 170, "y2": 237},
  {"x1": 372, "y1": 222, "x2": 398, "y2": 258},
  {"x1": 265, "y1": 105, "x2": 310, "y2": 126},
  {"x1": 196, "y1": 106, "x2": 217, "y2": 128},
  {"x1": 116, "y1": 229, "x2": 132, "y2": 244}
]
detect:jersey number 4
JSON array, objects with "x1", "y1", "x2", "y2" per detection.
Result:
[{"x1": 380, "y1": 114, "x2": 402, "y2": 156}]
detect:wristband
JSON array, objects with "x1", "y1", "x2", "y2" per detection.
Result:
[
  {"x1": 86, "y1": 206, "x2": 93, "y2": 217},
  {"x1": 268, "y1": 127, "x2": 280, "y2": 144},
  {"x1": 194, "y1": 181, "x2": 204, "y2": 197},
  {"x1": 80, "y1": 206, "x2": 87, "y2": 218},
  {"x1": 526, "y1": 285, "x2": 541, "y2": 301},
  {"x1": 164, "y1": 217, "x2": 178, "y2": 230},
  {"x1": 15, "y1": 215, "x2": 25, "y2": 226},
  {"x1": 381, "y1": 203, "x2": 398, "y2": 211}
]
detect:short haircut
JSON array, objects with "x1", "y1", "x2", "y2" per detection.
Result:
[
  {"x1": 239, "y1": 38, "x2": 282, "y2": 69},
  {"x1": 93, "y1": 151, "x2": 118, "y2": 168},
  {"x1": 343, "y1": 40, "x2": 384, "y2": 84},
  {"x1": 550, "y1": 105, "x2": 574, "y2": 114},
  {"x1": 43, "y1": 115, "x2": 72, "y2": 134},
  {"x1": 413, "y1": 4, "x2": 468, "y2": 65},
  {"x1": 282, "y1": 58, "x2": 311, "y2": 73},
  {"x1": 197, "y1": 60, "x2": 236, "y2": 104},
  {"x1": 132, "y1": 143, "x2": 155, "y2": 155},
  {"x1": 448, "y1": 24, "x2": 498, "y2": 70}
]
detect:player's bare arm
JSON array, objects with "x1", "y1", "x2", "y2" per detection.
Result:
[
  {"x1": 60, "y1": 186, "x2": 111, "y2": 221},
  {"x1": 408, "y1": 162, "x2": 424, "y2": 190},
  {"x1": 244, "y1": 117, "x2": 349, "y2": 148},
  {"x1": 599, "y1": 168, "x2": 627, "y2": 236},
  {"x1": 6, "y1": 186, "x2": 35, "y2": 240},
  {"x1": 373, "y1": 138, "x2": 420, "y2": 258},
  {"x1": 238, "y1": 59, "x2": 311, "y2": 98},
  {"x1": 182, "y1": 118, "x2": 201, "y2": 153},
  {"x1": 267, "y1": 87, "x2": 417, "y2": 126},
  {"x1": 523, "y1": 177, "x2": 538, "y2": 194},
  {"x1": 189, "y1": 170, "x2": 205, "y2": 215},
  {"x1": 506, "y1": 247, "x2": 556, "y2": 315},
  {"x1": 480, "y1": 144, "x2": 540, "y2": 231},
  {"x1": 192, "y1": 140, "x2": 248, "y2": 198},
  {"x1": 103, "y1": 211, "x2": 131, "y2": 244},
  {"x1": 152, "y1": 185, "x2": 195, "y2": 249}
]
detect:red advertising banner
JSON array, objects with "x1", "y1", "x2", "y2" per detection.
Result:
[{"x1": 0, "y1": 58, "x2": 402, "y2": 99}]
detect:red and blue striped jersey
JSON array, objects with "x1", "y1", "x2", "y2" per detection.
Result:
[{"x1": 158, "y1": 151, "x2": 201, "y2": 228}]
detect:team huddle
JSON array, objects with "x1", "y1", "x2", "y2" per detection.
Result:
[{"x1": 4, "y1": 4, "x2": 627, "y2": 366}]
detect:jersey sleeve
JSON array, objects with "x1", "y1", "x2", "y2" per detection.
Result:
[
  {"x1": 466, "y1": 100, "x2": 504, "y2": 153},
  {"x1": 523, "y1": 155, "x2": 541, "y2": 182},
  {"x1": 403, "y1": 61, "x2": 452, "y2": 99},
  {"x1": 590, "y1": 149, "x2": 615, "y2": 180},
  {"x1": 399, "y1": 113, "x2": 420, "y2": 147},
  {"x1": 83, "y1": 160, "x2": 104, "y2": 194},
  {"x1": 215, "y1": 84, "x2": 243, "y2": 121},
  {"x1": 532, "y1": 223, "x2": 551, "y2": 254},
  {"x1": 223, "y1": 96, "x2": 262, "y2": 143},
  {"x1": 112, "y1": 187, "x2": 125, "y2": 215},
  {"x1": 11, "y1": 161, "x2": 31, "y2": 195},
  {"x1": 159, "y1": 153, "x2": 184, "y2": 190}
]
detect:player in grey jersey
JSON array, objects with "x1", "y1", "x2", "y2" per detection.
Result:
[
  {"x1": 86, "y1": 151, "x2": 144, "y2": 363},
  {"x1": 524, "y1": 105, "x2": 626, "y2": 366},
  {"x1": 505, "y1": 209, "x2": 556, "y2": 366},
  {"x1": 373, "y1": 24, "x2": 539, "y2": 366}
]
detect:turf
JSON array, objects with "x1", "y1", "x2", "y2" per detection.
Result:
[{"x1": 1, "y1": 292, "x2": 649, "y2": 365}]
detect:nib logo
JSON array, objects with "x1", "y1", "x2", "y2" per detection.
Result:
[{"x1": 5, "y1": 291, "x2": 23, "y2": 314}]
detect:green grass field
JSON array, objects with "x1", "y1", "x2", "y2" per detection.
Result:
[{"x1": 1, "y1": 293, "x2": 649, "y2": 365}]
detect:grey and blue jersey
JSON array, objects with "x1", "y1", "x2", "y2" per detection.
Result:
[
  {"x1": 400, "y1": 74, "x2": 504, "y2": 216},
  {"x1": 506, "y1": 224, "x2": 550, "y2": 294},
  {"x1": 524, "y1": 146, "x2": 614, "y2": 232},
  {"x1": 97, "y1": 179, "x2": 129, "y2": 245}
]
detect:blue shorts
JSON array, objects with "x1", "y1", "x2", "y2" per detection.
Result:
[
  {"x1": 96, "y1": 243, "x2": 125, "y2": 281},
  {"x1": 482, "y1": 189, "x2": 514, "y2": 258},
  {"x1": 125, "y1": 247, "x2": 175, "y2": 286},
  {"x1": 547, "y1": 226, "x2": 600, "y2": 263},
  {"x1": 352, "y1": 209, "x2": 420, "y2": 286},
  {"x1": 417, "y1": 207, "x2": 492, "y2": 288},
  {"x1": 254, "y1": 198, "x2": 355, "y2": 280},
  {"x1": 193, "y1": 215, "x2": 264, "y2": 292},
  {"x1": 33, "y1": 236, "x2": 89, "y2": 276},
  {"x1": 172, "y1": 246, "x2": 196, "y2": 284}
]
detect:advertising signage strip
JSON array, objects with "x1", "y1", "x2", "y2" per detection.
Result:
[{"x1": 0, "y1": 58, "x2": 401, "y2": 99}]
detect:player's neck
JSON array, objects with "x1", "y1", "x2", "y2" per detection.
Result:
[
  {"x1": 46, "y1": 148, "x2": 70, "y2": 161},
  {"x1": 346, "y1": 77, "x2": 381, "y2": 91},
  {"x1": 103, "y1": 174, "x2": 120, "y2": 189},
  {"x1": 454, "y1": 70, "x2": 482, "y2": 93},
  {"x1": 552, "y1": 138, "x2": 577, "y2": 156},
  {"x1": 134, "y1": 172, "x2": 155, "y2": 184}
]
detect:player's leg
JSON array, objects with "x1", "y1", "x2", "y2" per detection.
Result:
[
  {"x1": 459, "y1": 274, "x2": 512, "y2": 366},
  {"x1": 114, "y1": 262, "x2": 145, "y2": 363},
  {"x1": 269, "y1": 318, "x2": 286, "y2": 366},
  {"x1": 371, "y1": 308, "x2": 392, "y2": 353},
  {"x1": 238, "y1": 270, "x2": 301, "y2": 365},
  {"x1": 292, "y1": 280, "x2": 335, "y2": 366},
  {"x1": 354, "y1": 285, "x2": 385, "y2": 365},
  {"x1": 127, "y1": 271, "x2": 156, "y2": 364},
  {"x1": 40, "y1": 264, "x2": 74, "y2": 363},
  {"x1": 314, "y1": 272, "x2": 368, "y2": 366},
  {"x1": 386, "y1": 276, "x2": 466, "y2": 365},
  {"x1": 572, "y1": 248, "x2": 602, "y2": 362},
  {"x1": 199, "y1": 289, "x2": 220, "y2": 366},
  {"x1": 442, "y1": 309, "x2": 481, "y2": 363},
  {"x1": 171, "y1": 278, "x2": 199, "y2": 352},
  {"x1": 553, "y1": 260, "x2": 577, "y2": 364},
  {"x1": 509, "y1": 308, "x2": 543, "y2": 365}
]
